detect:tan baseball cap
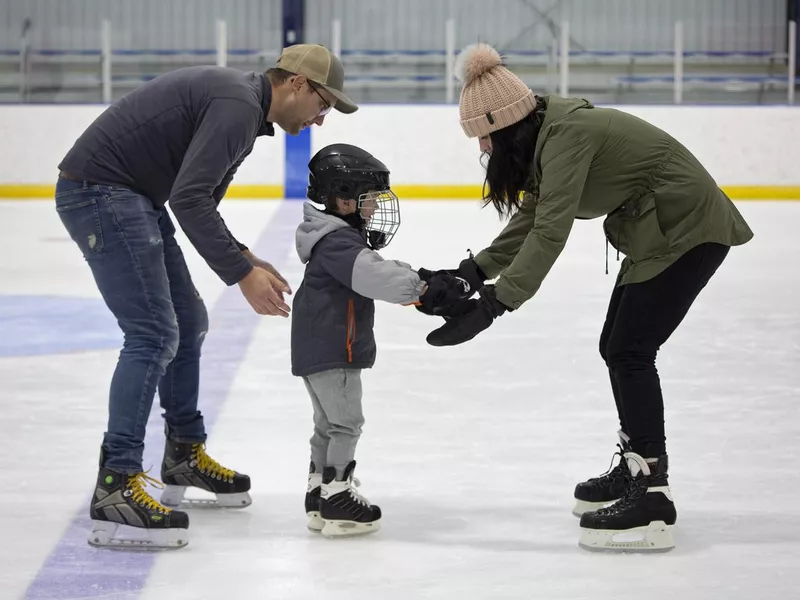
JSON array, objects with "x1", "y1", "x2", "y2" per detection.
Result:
[{"x1": 276, "y1": 44, "x2": 358, "y2": 114}]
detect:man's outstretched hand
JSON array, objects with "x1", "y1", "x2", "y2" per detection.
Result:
[{"x1": 238, "y1": 251, "x2": 291, "y2": 316}]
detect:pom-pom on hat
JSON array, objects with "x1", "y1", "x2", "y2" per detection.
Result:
[{"x1": 455, "y1": 43, "x2": 537, "y2": 138}]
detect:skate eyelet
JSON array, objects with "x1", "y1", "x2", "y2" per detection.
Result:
[{"x1": 123, "y1": 489, "x2": 132, "y2": 497}]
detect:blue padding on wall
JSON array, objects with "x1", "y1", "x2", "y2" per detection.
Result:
[{"x1": 284, "y1": 128, "x2": 311, "y2": 200}]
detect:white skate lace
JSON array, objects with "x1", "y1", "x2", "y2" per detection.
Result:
[{"x1": 347, "y1": 477, "x2": 371, "y2": 507}]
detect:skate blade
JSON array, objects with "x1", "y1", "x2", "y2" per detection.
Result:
[
  {"x1": 87, "y1": 520, "x2": 188, "y2": 550},
  {"x1": 321, "y1": 518, "x2": 381, "y2": 538},
  {"x1": 572, "y1": 498, "x2": 620, "y2": 518},
  {"x1": 161, "y1": 485, "x2": 251, "y2": 509},
  {"x1": 578, "y1": 521, "x2": 674, "y2": 553},
  {"x1": 307, "y1": 511, "x2": 324, "y2": 533}
]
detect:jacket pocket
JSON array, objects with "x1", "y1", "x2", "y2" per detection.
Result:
[
  {"x1": 603, "y1": 194, "x2": 668, "y2": 263},
  {"x1": 346, "y1": 298, "x2": 356, "y2": 363}
]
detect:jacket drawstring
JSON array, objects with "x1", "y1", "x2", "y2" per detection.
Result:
[{"x1": 604, "y1": 237, "x2": 621, "y2": 276}]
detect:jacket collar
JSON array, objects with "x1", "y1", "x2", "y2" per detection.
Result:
[{"x1": 258, "y1": 72, "x2": 275, "y2": 137}]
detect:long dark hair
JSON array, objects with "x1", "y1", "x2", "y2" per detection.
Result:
[{"x1": 482, "y1": 105, "x2": 544, "y2": 218}]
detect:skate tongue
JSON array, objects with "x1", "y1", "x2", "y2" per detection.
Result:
[
  {"x1": 623, "y1": 452, "x2": 651, "y2": 477},
  {"x1": 624, "y1": 453, "x2": 669, "y2": 478},
  {"x1": 617, "y1": 430, "x2": 631, "y2": 445},
  {"x1": 342, "y1": 460, "x2": 357, "y2": 482}
]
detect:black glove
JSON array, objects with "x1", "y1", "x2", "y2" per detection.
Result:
[
  {"x1": 417, "y1": 269, "x2": 471, "y2": 316},
  {"x1": 416, "y1": 297, "x2": 479, "y2": 319},
  {"x1": 457, "y1": 255, "x2": 487, "y2": 296},
  {"x1": 426, "y1": 285, "x2": 508, "y2": 347}
]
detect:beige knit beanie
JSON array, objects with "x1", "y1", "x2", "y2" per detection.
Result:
[{"x1": 456, "y1": 43, "x2": 537, "y2": 138}]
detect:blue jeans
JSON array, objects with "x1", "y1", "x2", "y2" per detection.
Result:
[{"x1": 55, "y1": 179, "x2": 208, "y2": 473}]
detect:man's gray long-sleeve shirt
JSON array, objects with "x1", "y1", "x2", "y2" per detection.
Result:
[{"x1": 59, "y1": 66, "x2": 276, "y2": 285}]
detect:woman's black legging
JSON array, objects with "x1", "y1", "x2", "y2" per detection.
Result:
[{"x1": 599, "y1": 242, "x2": 730, "y2": 458}]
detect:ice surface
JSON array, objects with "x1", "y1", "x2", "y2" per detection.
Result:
[{"x1": 2, "y1": 199, "x2": 798, "y2": 600}]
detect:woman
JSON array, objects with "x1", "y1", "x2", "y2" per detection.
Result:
[{"x1": 429, "y1": 43, "x2": 753, "y2": 552}]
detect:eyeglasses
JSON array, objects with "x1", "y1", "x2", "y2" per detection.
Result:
[{"x1": 307, "y1": 81, "x2": 332, "y2": 116}]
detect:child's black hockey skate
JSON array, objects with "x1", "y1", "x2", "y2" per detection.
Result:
[
  {"x1": 579, "y1": 452, "x2": 677, "y2": 553},
  {"x1": 306, "y1": 461, "x2": 323, "y2": 532},
  {"x1": 573, "y1": 431, "x2": 631, "y2": 516},
  {"x1": 160, "y1": 440, "x2": 251, "y2": 509},
  {"x1": 319, "y1": 460, "x2": 381, "y2": 538}
]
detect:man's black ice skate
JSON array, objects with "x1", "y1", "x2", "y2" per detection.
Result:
[
  {"x1": 88, "y1": 464, "x2": 189, "y2": 550},
  {"x1": 573, "y1": 431, "x2": 631, "y2": 516},
  {"x1": 306, "y1": 461, "x2": 323, "y2": 533},
  {"x1": 319, "y1": 460, "x2": 381, "y2": 538},
  {"x1": 579, "y1": 452, "x2": 677, "y2": 553},
  {"x1": 160, "y1": 440, "x2": 251, "y2": 509}
]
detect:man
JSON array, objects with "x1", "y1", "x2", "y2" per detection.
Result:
[{"x1": 55, "y1": 44, "x2": 357, "y2": 549}]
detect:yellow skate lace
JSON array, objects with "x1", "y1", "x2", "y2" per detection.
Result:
[
  {"x1": 127, "y1": 472, "x2": 171, "y2": 514},
  {"x1": 192, "y1": 444, "x2": 235, "y2": 483}
]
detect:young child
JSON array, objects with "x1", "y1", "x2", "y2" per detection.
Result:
[{"x1": 292, "y1": 143, "x2": 468, "y2": 538}]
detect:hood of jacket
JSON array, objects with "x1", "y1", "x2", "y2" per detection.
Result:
[
  {"x1": 540, "y1": 95, "x2": 593, "y2": 127},
  {"x1": 295, "y1": 202, "x2": 354, "y2": 264}
]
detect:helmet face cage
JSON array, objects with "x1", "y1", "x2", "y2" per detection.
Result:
[{"x1": 358, "y1": 187, "x2": 400, "y2": 250}]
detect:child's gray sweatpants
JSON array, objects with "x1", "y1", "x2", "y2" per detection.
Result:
[{"x1": 303, "y1": 368, "x2": 364, "y2": 477}]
